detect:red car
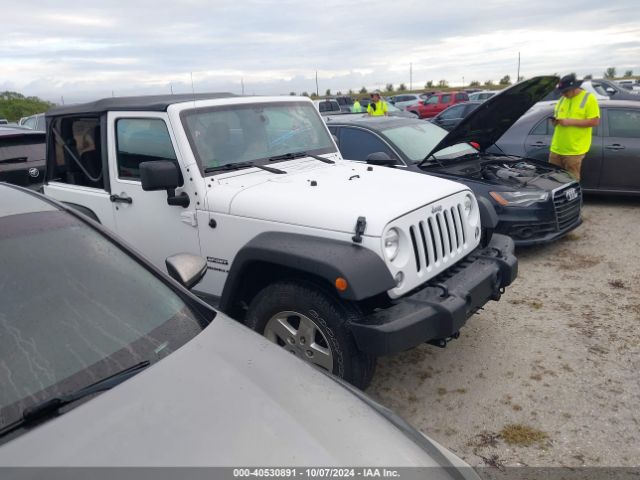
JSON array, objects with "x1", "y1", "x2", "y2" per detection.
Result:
[{"x1": 406, "y1": 91, "x2": 469, "y2": 119}]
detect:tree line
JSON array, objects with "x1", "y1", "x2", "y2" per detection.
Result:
[
  {"x1": 0, "y1": 91, "x2": 55, "y2": 122},
  {"x1": 290, "y1": 67, "x2": 635, "y2": 98}
]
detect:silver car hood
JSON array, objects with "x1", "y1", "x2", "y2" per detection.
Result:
[{"x1": 0, "y1": 315, "x2": 467, "y2": 468}]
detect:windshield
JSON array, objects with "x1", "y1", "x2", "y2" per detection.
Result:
[
  {"x1": 0, "y1": 211, "x2": 209, "y2": 434},
  {"x1": 181, "y1": 101, "x2": 336, "y2": 173},
  {"x1": 380, "y1": 122, "x2": 476, "y2": 162}
]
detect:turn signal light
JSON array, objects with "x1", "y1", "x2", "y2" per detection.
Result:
[
  {"x1": 335, "y1": 277, "x2": 348, "y2": 292},
  {"x1": 489, "y1": 191, "x2": 509, "y2": 206}
]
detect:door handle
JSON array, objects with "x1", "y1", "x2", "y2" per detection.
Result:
[
  {"x1": 528, "y1": 141, "x2": 549, "y2": 147},
  {"x1": 110, "y1": 193, "x2": 133, "y2": 204},
  {"x1": 605, "y1": 144, "x2": 625, "y2": 150}
]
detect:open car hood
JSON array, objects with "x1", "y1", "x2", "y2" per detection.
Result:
[{"x1": 426, "y1": 76, "x2": 559, "y2": 157}]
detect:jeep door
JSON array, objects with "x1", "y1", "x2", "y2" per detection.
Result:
[{"x1": 106, "y1": 112, "x2": 201, "y2": 270}]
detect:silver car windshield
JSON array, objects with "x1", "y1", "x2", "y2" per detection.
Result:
[
  {"x1": 181, "y1": 101, "x2": 336, "y2": 173},
  {"x1": 381, "y1": 122, "x2": 476, "y2": 162},
  {"x1": 0, "y1": 211, "x2": 208, "y2": 431}
]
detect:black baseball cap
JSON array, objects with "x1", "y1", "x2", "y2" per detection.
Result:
[{"x1": 558, "y1": 74, "x2": 583, "y2": 93}]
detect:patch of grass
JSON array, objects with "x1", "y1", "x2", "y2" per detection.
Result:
[
  {"x1": 563, "y1": 232, "x2": 581, "y2": 242},
  {"x1": 407, "y1": 393, "x2": 418, "y2": 403},
  {"x1": 500, "y1": 424, "x2": 549, "y2": 446},
  {"x1": 437, "y1": 387, "x2": 447, "y2": 396}
]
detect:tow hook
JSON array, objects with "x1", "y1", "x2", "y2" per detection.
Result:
[{"x1": 426, "y1": 331, "x2": 460, "y2": 348}]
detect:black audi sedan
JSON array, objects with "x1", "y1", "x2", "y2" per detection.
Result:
[{"x1": 325, "y1": 76, "x2": 583, "y2": 246}]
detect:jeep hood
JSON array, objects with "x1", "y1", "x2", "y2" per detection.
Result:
[
  {"x1": 427, "y1": 76, "x2": 559, "y2": 157},
  {"x1": 207, "y1": 159, "x2": 468, "y2": 237},
  {"x1": 0, "y1": 315, "x2": 465, "y2": 469}
]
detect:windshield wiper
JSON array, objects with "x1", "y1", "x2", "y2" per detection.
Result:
[
  {"x1": 418, "y1": 153, "x2": 443, "y2": 168},
  {"x1": 0, "y1": 361, "x2": 150, "y2": 437},
  {"x1": 268, "y1": 151, "x2": 335, "y2": 164},
  {"x1": 204, "y1": 161, "x2": 286, "y2": 174}
]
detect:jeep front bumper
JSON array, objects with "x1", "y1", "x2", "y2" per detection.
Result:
[{"x1": 349, "y1": 233, "x2": 517, "y2": 356}]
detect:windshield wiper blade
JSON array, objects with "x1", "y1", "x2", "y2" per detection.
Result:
[
  {"x1": 418, "y1": 154, "x2": 443, "y2": 168},
  {"x1": 204, "y1": 161, "x2": 286, "y2": 174},
  {"x1": 268, "y1": 151, "x2": 335, "y2": 164},
  {"x1": 0, "y1": 361, "x2": 150, "y2": 437}
]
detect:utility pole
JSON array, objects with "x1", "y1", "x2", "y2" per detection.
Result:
[
  {"x1": 60, "y1": 96, "x2": 64, "y2": 105},
  {"x1": 241, "y1": 77, "x2": 245, "y2": 95},
  {"x1": 517, "y1": 51, "x2": 521, "y2": 82},
  {"x1": 410, "y1": 63, "x2": 413, "y2": 91},
  {"x1": 170, "y1": 83, "x2": 174, "y2": 94},
  {"x1": 462, "y1": 76, "x2": 465, "y2": 88},
  {"x1": 315, "y1": 71, "x2": 319, "y2": 97}
]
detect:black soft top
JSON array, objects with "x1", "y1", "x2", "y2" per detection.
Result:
[{"x1": 46, "y1": 93, "x2": 236, "y2": 118}]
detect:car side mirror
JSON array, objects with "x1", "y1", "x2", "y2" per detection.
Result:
[
  {"x1": 606, "y1": 87, "x2": 615, "y2": 94},
  {"x1": 140, "y1": 161, "x2": 190, "y2": 208},
  {"x1": 366, "y1": 152, "x2": 397, "y2": 166},
  {"x1": 165, "y1": 253, "x2": 208, "y2": 289}
]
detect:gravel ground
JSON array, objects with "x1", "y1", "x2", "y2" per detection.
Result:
[{"x1": 368, "y1": 195, "x2": 640, "y2": 469}]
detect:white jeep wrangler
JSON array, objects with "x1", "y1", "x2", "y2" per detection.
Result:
[{"x1": 43, "y1": 94, "x2": 517, "y2": 388}]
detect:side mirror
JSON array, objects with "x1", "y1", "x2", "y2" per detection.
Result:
[
  {"x1": 165, "y1": 253, "x2": 208, "y2": 289},
  {"x1": 606, "y1": 87, "x2": 615, "y2": 94},
  {"x1": 140, "y1": 161, "x2": 190, "y2": 208},
  {"x1": 366, "y1": 152, "x2": 397, "y2": 166}
]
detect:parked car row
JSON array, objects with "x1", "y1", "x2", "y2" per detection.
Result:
[
  {"x1": 1, "y1": 92, "x2": 522, "y2": 472},
  {"x1": 3, "y1": 74, "x2": 632, "y2": 469}
]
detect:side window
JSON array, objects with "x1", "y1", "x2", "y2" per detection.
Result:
[
  {"x1": 49, "y1": 116, "x2": 104, "y2": 189},
  {"x1": 441, "y1": 94, "x2": 452, "y2": 103},
  {"x1": 530, "y1": 118, "x2": 549, "y2": 136},
  {"x1": 439, "y1": 105, "x2": 465, "y2": 120},
  {"x1": 426, "y1": 96, "x2": 439, "y2": 105},
  {"x1": 607, "y1": 109, "x2": 640, "y2": 138},
  {"x1": 23, "y1": 117, "x2": 37, "y2": 129},
  {"x1": 455, "y1": 93, "x2": 467, "y2": 101},
  {"x1": 339, "y1": 128, "x2": 395, "y2": 161},
  {"x1": 116, "y1": 118, "x2": 177, "y2": 180}
]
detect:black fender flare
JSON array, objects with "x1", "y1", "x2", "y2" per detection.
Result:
[
  {"x1": 219, "y1": 232, "x2": 395, "y2": 311},
  {"x1": 477, "y1": 196, "x2": 498, "y2": 247},
  {"x1": 61, "y1": 202, "x2": 101, "y2": 223}
]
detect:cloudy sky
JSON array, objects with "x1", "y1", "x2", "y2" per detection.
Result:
[{"x1": 2, "y1": 0, "x2": 639, "y2": 103}]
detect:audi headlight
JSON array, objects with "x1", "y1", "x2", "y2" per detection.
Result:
[
  {"x1": 490, "y1": 191, "x2": 549, "y2": 207},
  {"x1": 384, "y1": 228, "x2": 400, "y2": 261}
]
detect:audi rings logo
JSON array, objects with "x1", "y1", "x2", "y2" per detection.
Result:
[
  {"x1": 28, "y1": 168, "x2": 40, "y2": 178},
  {"x1": 565, "y1": 188, "x2": 577, "y2": 201}
]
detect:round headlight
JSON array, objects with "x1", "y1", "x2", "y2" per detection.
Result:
[
  {"x1": 384, "y1": 228, "x2": 400, "y2": 261},
  {"x1": 463, "y1": 194, "x2": 473, "y2": 216}
]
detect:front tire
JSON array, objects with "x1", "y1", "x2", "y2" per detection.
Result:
[{"x1": 245, "y1": 281, "x2": 376, "y2": 389}]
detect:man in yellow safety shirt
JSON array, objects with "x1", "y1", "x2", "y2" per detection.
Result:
[
  {"x1": 367, "y1": 91, "x2": 388, "y2": 117},
  {"x1": 351, "y1": 98, "x2": 363, "y2": 112},
  {"x1": 549, "y1": 74, "x2": 600, "y2": 181}
]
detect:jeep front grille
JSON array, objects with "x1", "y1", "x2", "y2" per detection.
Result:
[
  {"x1": 408, "y1": 205, "x2": 467, "y2": 273},
  {"x1": 553, "y1": 183, "x2": 582, "y2": 231}
]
